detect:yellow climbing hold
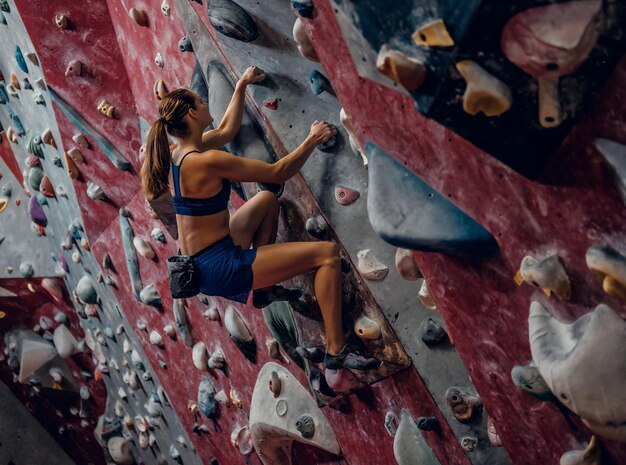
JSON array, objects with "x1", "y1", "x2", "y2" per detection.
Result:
[
  {"x1": 97, "y1": 99, "x2": 115, "y2": 118},
  {"x1": 412, "y1": 19, "x2": 454, "y2": 47}
]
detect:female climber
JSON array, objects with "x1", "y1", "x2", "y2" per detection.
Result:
[{"x1": 141, "y1": 65, "x2": 379, "y2": 371}]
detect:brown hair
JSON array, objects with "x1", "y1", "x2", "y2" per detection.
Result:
[{"x1": 141, "y1": 88, "x2": 198, "y2": 200}]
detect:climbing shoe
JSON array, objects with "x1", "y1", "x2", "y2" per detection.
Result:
[
  {"x1": 252, "y1": 285, "x2": 302, "y2": 309},
  {"x1": 323, "y1": 344, "x2": 382, "y2": 371}
]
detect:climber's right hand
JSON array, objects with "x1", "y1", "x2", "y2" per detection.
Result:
[{"x1": 308, "y1": 120, "x2": 336, "y2": 145}]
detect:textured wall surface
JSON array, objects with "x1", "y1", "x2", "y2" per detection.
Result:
[{"x1": 0, "y1": 1, "x2": 624, "y2": 465}]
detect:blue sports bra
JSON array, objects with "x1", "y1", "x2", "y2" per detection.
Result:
[{"x1": 171, "y1": 150, "x2": 230, "y2": 216}]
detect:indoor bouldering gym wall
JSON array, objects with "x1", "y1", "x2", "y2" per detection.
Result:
[{"x1": 0, "y1": 1, "x2": 625, "y2": 465}]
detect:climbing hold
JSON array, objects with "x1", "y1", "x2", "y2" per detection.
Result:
[
  {"x1": 10, "y1": 72, "x2": 20, "y2": 89},
  {"x1": 207, "y1": 0, "x2": 259, "y2": 42},
  {"x1": 155, "y1": 53, "x2": 164, "y2": 68},
  {"x1": 461, "y1": 436, "x2": 477, "y2": 452},
  {"x1": 178, "y1": 35, "x2": 193, "y2": 53},
  {"x1": 64, "y1": 152, "x2": 79, "y2": 179},
  {"x1": 231, "y1": 425, "x2": 253, "y2": 455},
  {"x1": 97, "y1": 99, "x2": 115, "y2": 118},
  {"x1": 6, "y1": 127, "x2": 17, "y2": 143},
  {"x1": 0, "y1": 83, "x2": 8, "y2": 104},
  {"x1": 53, "y1": 325, "x2": 80, "y2": 358},
  {"x1": 420, "y1": 317, "x2": 447, "y2": 345},
  {"x1": 317, "y1": 129, "x2": 337, "y2": 152},
  {"x1": 108, "y1": 437, "x2": 134, "y2": 465},
  {"x1": 193, "y1": 342, "x2": 208, "y2": 370},
  {"x1": 529, "y1": 301, "x2": 626, "y2": 441},
  {"x1": 25, "y1": 129, "x2": 43, "y2": 157},
  {"x1": 150, "y1": 330, "x2": 164, "y2": 347},
  {"x1": 376, "y1": 45, "x2": 426, "y2": 92},
  {"x1": 309, "y1": 69, "x2": 330, "y2": 95},
  {"x1": 163, "y1": 324, "x2": 176, "y2": 339},
  {"x1": 416, "y1": 416, "x2": 439, "y2": 431},
  {"x1": 519, "y1": 254, "x2": 571, "y2": 300},
  {"x1": 412, "y1": 19, "x2": 454, "y2": 47},
  {"x1": 161, "y1": 0, "x2": 170, "y2": 16},
  {"x1": 173, "y1": 298, "x2": 193, "y2": 346},
  {"x1": 395, "y1": 248, "x2": 422, "y2": 281},
  {"x1": 367, "y1": 142, "x2": 499, "y2": 257},
  {"x1": 251, "y1": 362, "x2": 341, "y2": 460},
  {"x1": 119, "y1": 209, "x2": 143, "y2": 300},
  {"x1": 324, "y1": 367, "x2": 360, "y2": 392},
  {"x1": 593, "y1": 138, "x2": 626, "y2": 205},
  {"x1": 384, "y1": 411, "x2": 399, "y2": 437},
  {"x1": 133, "y1": 236, "x2": 155, "y2": 259},
  {"x1": 2, "y1": 184, "x2": 11, "y2": 197},
  {"x1": 71, "y1": 134, "x2": 88, "y2": 150},
  {"x1": 456, "y1": 60, "x2": 512, "y2": 117},
  {"x1": 65, "y1": 60, "x2": 83, "y2": 77},
  {"x1": 586, "y1": 245, "x2": 626, "y2": 302},
  {"x1": 42, "y1": 278, "x2": 63, "y2": 302},
  {"x1": 154, "y1": 78, "x2": 169, "y2": 101},
  {"x1": 394, "y1": 409, "x2": 441, "y2": 465},
  {"x1": 0, "y1": 198, "x2": 7, "y2": 213},
  {"x1": 0, "y1": 0, "x2": 9, "y2": 13},
  {"x1": 487, "y1": 416, "x2": 502, "y2": 447},
  {"x1": 6, "y1": 85, "x2": 18, "y2": 99},
  {"x1": 354, "y1": 314, "x2": 381, "y2": 340},
  {"x1": 203, "y1": 306, "x2": 220, "y2": 321},
  {"x1": 269, "y1": 370, "x2": 282, "y2": 398},
  {"x1": 445, "y1": 387, "x2": 482, "y2": 423},
  {"x1": 25, "y1": 52, "x2": 38, "y2": 66},
  {"x1": 225, "y1": 305, "x2": 256, "y2": 363},
  {"x1": 140, "y1": 284, "x2": 162, "y2": 308},
  {"x1": 208, "y1": 348, "x2": 225, "y2": 370},
  {"x1": 334, "y1": 185, "x2": 359, "y2": 206},
  {"x1": 198, "y1": 377, "x2": 219, "y2": 419},
  {"x1": 22, "y1": 77, "x2": 32, "y2": 90},
  {"x1": 262, "y1": 98, "x2": 278, "y2": 110},
  {"x1": 293, "y1": 17, "x2": 319, "y2": 62},
  {"x1": 129, "y1": 7, "x2": 149, "y2": 27},
  {"x1": 266, "y1": 337, "x2": 288, "y2": 363},
  {"x1": 230, "y1": 387, "x2": 243, "y2": 408},
  {"x1": 295, "y1": 414, "x2": 315, "y2": 439},
  {"x1": 33, "y1": 90, "x2": 45, "y2": 105},
  {"x1": 357, "y1": 249, "x2": 388, "y2": 281},
  {"x1": 42, "y1": 128, "x2": 57, "y2": 148},
  {"x1": 76, "y1": 276, "x2": 99, "y2": 304},
  {"x1": 305, "y1": 215, "x2": 327, "y2": 239},
  {"x1": 86, "y1": 181, "x2": 106, "y2": 201},
  {"x1": 292, "y1": 0, "x2": 313, "y2": 17},
  {"x1": 151, "y1": 227, "x2": 166, "y2": 243},
  {"x1": 15, "y1": 46, "x2": 28, "y2": 73},
  {"x1": 35, "y1": 78, "x2": 45, "y2": 89},
  {"x1": 28, "y1": 195, "x2": 47, "y2": 227},
  {"x1": 560, "y1": 436, "x2": 601, "y2": 465},
  {"x1": 55, "y1": 14, "x2": 69, "y2": 29}
]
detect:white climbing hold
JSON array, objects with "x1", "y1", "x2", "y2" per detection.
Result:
[
  {"x1": 357, "y1": 249, "x2": 389, "y2": 281},
  {"x1": 133, "y1": 236, "x2": 155, "y2": 259},
  {"x1": 192, "y1": 342, "x2": 208, "y2": 370},
  {"x1": 53, "y1": 325, "x2": 80, "y2": 358},
  {"x1": 418, "y1": 280, "x2": 437, "y2": 310},
  {"x1": 150, "y1": 330, "x2": 164, "y2": 347},
  {"x1": 86, "y1": 181, "x2": 106, "y2": 201},
  {"x1": 395, "y1": 248, "x2": 422, "y2": 281}
]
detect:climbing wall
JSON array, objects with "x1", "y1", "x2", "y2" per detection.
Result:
[{"x1": 0, "y1": 0, "x2": 624, "y2": 465}]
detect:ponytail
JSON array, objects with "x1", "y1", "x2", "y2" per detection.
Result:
[
  {"x1": 140, "y1": 88, "x2": 199, "y2": 201},
  {"x1": 141, "y1": 119, "x2": 171, "y2": 201}
]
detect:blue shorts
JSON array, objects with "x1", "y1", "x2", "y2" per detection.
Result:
[{"x1": 191, "y1": 235, "x2": 257, "y2": 303}]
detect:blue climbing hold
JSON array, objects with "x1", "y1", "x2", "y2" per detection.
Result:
[
  {"x1": 309, "y1": 69, "x2": 330, "y2": 95},
  {"x1": 15, "y1": 46, "x2": 28, "y2": 74},
  {"x1": 292, "y1": 0, "x2": 313, "y2": 17},
  {"x1": 0, "y1": 83, "x2": 8, "y2": 104},
  {"x1": 366, "y1": 142, "x2": 499, "y2": 258}
]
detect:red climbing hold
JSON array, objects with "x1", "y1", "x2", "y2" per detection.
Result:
[
  {"x1": 334, "y1": 185, "x2": 360, "y2": 206},
  {"x1": 263, "y1": 98, "x2": 278, "y2": 110},
  {"x1": 40, "y1": 176, "x2": 55, "y2": 198}
]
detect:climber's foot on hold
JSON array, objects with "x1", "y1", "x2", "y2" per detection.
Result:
[
  {"x1": 296, "y1": 345, "x2": 326, "y2": 364},
  {"x1": 252, "y1": 285, "x2": 302, "y2": 309},
  {"x1": 323, "y1": 344, "x2": 382, "y2": 371}
]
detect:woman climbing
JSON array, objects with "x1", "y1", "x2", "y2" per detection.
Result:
[{"x1": 141, "y1": 66, "x2": 379, "y2": 371}]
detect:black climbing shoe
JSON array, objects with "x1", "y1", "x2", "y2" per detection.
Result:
[
  {"x1": 323, "y1": 344, "x2": 382, "y2": 371},
  {"x1": 296, "y1": 346, "x2": 326, "y2": 364},
  {"x1": 252, "y1": 285, "x2": 302, "y2": 309}
]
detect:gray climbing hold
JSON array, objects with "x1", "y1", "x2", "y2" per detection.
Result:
[
  {"x1": 173, "y1": 298, "x2": 193, "y2": 346},
  {"x1": 1, "y1": 184, "x2": 11, "y2": 197},
  {"x1": 510, "y1": 361, "x2": 553, "y2": 401},
  {"x1": 585, "y1": 244, "x2": 626, "y2": 302},
  {"x1": 28, "y1": 166, "x2": 44, "y2": 191},
  {"x1": 140, "y1": 284, "x2": 162, "y2": 308},
  {"x1": 225, "y1": 305, "x2": 256, "y2": 363},
  {"x1": 0, "y1": 0, "x2": 9, "y2": 13},
  {"x1": 198, "y1": 376, "x2": 219, "y2": 419},
  {"x1": 119, "y1": 209, "x2": 143, "y2": 300},
  {"x1": 19, "y1": 262, "x2": 34, "y2": 277},
  {"x1": 207, "y1": 0, "x2": 259, "y2": 42},
  {"x1": 250, "y1": 362, "x2": 341, "y2": 462},
  {"x1": 178, "y1": 35, "x2": 193, "y2": 53},
  {"x1": 309, "y1": 69, "x2": 330, "y2": 95},
  {"x1": 393, "y1": 409, "x2": 440, "y2": 465},
  {"x1": 529, "y1": 301, "x2": 626, "y2": 441},
  {"x1": 305, "y1": 215, "x2": 327, "y2": 240},
  {"x1": 262, "y1": 302, "x2": 304, "y2": 368},
  {"x1": 356, "y1": 249, "x2": 388, "y2": 280},
  {"x1": 420, "y1": 317, "x2": 447, "y2": 345},
  {"x1": 76, "y1": 276, "x2": 99, "y2": 304},
  {"x1": 461, "y1": 436, "x2": 477, "y2": 452},
  {"x1": 385, "y1": 411, "x2": 399, "y2": 437},
  {"x1": 25, "y1": 129, "x2": 43, "y2": 157},
  {"x1": 367, "y1": 142, "x2": 499, "y2": 258}
]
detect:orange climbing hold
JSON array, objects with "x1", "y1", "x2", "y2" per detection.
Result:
[{"x1": 64, "y1": 152, "x2": 79, "y2": 179}]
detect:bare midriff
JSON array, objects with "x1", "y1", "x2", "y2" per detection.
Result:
[{"x1": 175, "y1": 209, "x2": 230, "y2": 256}]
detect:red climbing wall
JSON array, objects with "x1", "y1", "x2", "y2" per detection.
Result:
[{"x1": 303, "y1": 1, "x2": 626, "y2": 464}]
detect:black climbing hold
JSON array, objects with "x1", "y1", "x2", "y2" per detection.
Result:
[
  {"x1": 420, "y1": 317, "x2": 447, "y2": 345},
  {"x1": 416, "y1": 416, "x2": 439, "y2": 431},
  {"x1": 291, "y1": 0, "x2": 313, "y2": 18},
  {"x1": 179, "y1": 35, "x2": 193, "y2": 53}
]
